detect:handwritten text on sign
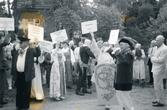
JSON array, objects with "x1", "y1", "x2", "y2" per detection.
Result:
[
  {"x1": 28, "y1": 24, "x2": 44, "y2": 42},
  {"x1": 81, "y1": 20, "x2": 97, "y2": 34},
  {"x1": 0, "y1": 18, "x2": 14, "y2": 31},
  {"x1": 39, "y1": 40, "x2": 53, "y2": 53},
  {"x1": 108, "y1": 29, "x2": 120, "y2": 44},
  {"x1": 50, "y1": 29, "x2": 68, "y2": 43}
]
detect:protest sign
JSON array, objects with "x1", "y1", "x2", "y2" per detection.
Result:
[
  {"x1": 28, "y1": 24, "x2": 44, "y2": 42},
  {"x1": 0, "y1": 17, "x2": 14, "y2": 31},
  {"x1": 81, "y1": 20, "x2": 97, "y2": 34},
  {"x1": 108, "y1": 29, "x2": 120, "y2": 44},
  {"x1": 50, "y1": 29, "x2": 68, "y2": 43},
  {"x1": 39, "y1": 40, "x2": 53, "y2": 53},
  {"x1": 94, "y1": 64, "x2": 116, "y2": 105}
]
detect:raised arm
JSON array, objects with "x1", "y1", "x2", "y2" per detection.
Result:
[{"x1": 90, "y1": 32, "x2": 100, "y2": 59}]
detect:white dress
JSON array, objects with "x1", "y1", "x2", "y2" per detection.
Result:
[
  {"x1": 133, "y1": 49, "x2": 146, "y2": 80},
  {"x1": 31, "y1": 61, "x2": 44, "y2": 100},
  {"x1": 49, "y1": 49, "x2": 61, "y2": 98}
]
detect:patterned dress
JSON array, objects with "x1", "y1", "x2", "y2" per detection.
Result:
[
  {"x1": 50, "y1": 49, "x2": 61, "y2": 98},
  {"x1": 57, "y1": 50, "x2": 66, "y2": 97}
]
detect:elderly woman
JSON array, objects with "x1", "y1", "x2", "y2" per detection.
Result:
[
  {"x1": 133, "y1": 43, "x2": 146, "y2": 86},
  {"x1": 114, "y1": 38, "x2": 135, "y2": 110}
]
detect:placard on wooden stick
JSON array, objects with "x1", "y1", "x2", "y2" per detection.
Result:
[
  {"x1": 0, "y1": 17, "x2": 14, "y2": 31},
  {"x1": 50, "y1": 29, "x2": 68, "y2": 43},
  {"x1": 81, "y1": 20, "x2": 97, "y2": 34},
  {"x1": 108, "y1": 29, "x2": 120, "y2": 44},
  {"x1": 28, "y1": 24, "x2": 44, "y2": 42},
  {"x1": 39, "y1": 40, "x2": 53, "y2": 53}
]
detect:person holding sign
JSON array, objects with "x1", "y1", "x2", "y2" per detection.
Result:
[
  {"x1": 12, "y1": 31, "x2": 41, "y2": 110},
  {"x1": 113, "y1": 38, "x2": 135, "y2": 110},
  {"x1": 90, "y1": 33, "x2": 116, "y2": 109},
  {"x1": 30, "y1": 42, "x2": 44, "y2": 101}
]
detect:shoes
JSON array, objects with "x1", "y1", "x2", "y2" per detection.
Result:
[
  {"x1": 52, "y1": 97, "x2": 61, "y2": 101},
  {"x1": 67, "y1": 86, "x2": 73, "y2": 89},
  {"x1": 83, "y1": 90, "x2": 92, "y2": 94},
  {"x1": 76, "y1": 91, "x2": 85, "y2": 96},
  {"x1": 152, "y1": 102, "x2": 165, "y2": 107},
  {"x1": 105, "y1": 107, "x2": 110, "y2": 110},
  {"x1": 152, "y1": 101, "x2": 158, "y2": 104},
  {"x1": 59, "y1": 96, "x2": 65, "y2": 100},
  {"x1": 1, "y1": 100, "x2": 8, "y2": 105},
  {"x1": 0, "y1": 104, "x2": 3, "y2": 108}
]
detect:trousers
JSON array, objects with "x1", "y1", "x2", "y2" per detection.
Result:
[
  {"x1": 0, "y1": 69, "x2": 7, "y2": 103},
  {"x1": 153, "y1": 73, "x2": 164, "y2": 103},
  {"x1": 16, "y1": 72, "x2": 31, "y2": 109}
]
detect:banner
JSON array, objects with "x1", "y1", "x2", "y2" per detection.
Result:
[
  {"x1": 39, "y1": 40, "x2": 53, "y2": 53},
  {"x1": 0, "y1": 17, "x2": 14, "y2": 31},
  {"x1": 28, "y1": 24, "x2": 44, "y2": 42},
  {"x1": 108, "y1": 29, "x2": 120, "y2": 44},
  {"x1": 50, "y1": 29, "x2": 68, "y2": 43},
  {"x1": 94, "y1": 64, "x2": 116, "y2": 105},
  {"x1": 81, "y1": 20, "x2": 97, "y2": 34}
]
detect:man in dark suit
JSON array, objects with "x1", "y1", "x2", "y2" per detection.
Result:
[
  {"x1": 79, "y1": 39, "x2": 95, "y2": 95},
  {"x1": 0, "y1": 31, "x2": 10, "y2": 108},
  {"x1": 12, "y1": 33, "x2": 41, "y2": 110}
]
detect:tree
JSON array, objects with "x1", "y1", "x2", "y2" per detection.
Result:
[
  {"x1": 146, "y1": 2, "x2": 167, "y2": 38},
  {"x1": 54, "y1": 7, "x2": 81, "y2": 39},
  {"x1": 0, "y1": 1, "x2": 6, "y2": 17}
]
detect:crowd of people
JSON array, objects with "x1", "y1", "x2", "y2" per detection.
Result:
[{"x1": 0, "y1": 30, "x2": 167, "y2": 110}]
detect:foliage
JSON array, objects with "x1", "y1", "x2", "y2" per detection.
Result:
[
  {"x1": 93, "y1": 5, "x2": 123, "y2": 41},
  {"x1": 146, "y1": 2, "x2": 167, "y2": 38},
  {"x1": 54, "y1": 7, "x2": 82, "y2": 39},
  {"x1": 52, "y1": 0, "x2": 123, "y2": 41},
  {"x1": 137, "y1": 3, "x2": 154, "y2": 24},
  {"x1": 123, "y1": 1, "x2": 160, "y2": 50},
  {"x1": 0, "y1": 1, "x2": 7, "y2": 17}
]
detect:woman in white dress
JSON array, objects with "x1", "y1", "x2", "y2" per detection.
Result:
[
  {"x1": 133, "y1": 43, "x2": 146, "y2": 86},
  {"x1": 50, "y1": 43, "x2": 61, "y2": 101},
  {"x1": 57, "y1": 45, "x2": 66, "y2": 99},
  {"x1": 31, "y1": 46, "x2": 44, "y2": 101}
]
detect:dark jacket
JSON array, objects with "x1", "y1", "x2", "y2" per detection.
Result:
[
  {"x1": 12, "y1": 46, "x2": 41, "y2": 82},
  {"x1": 0, "y1": 40, "x2": 10, "y2": 70},
  {"x1": 80, "y1": 46, "x2": 95, "y2": 64},
  {"x1": 114, "y1": 49, "x2": 134, "y2": 91}
]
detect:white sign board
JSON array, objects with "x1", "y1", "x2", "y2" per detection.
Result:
[
  {"x1": 108, "y1": 29, "x2": 120, "y2": 44},
  {"x1": 81, "y1": 20, "x2": 97, "y2": 34},
  {"x1": 50, "y1": 29, "x2": 68, "y2": 43},
  {"x1": 0, "y1": 18, "x2": 14, "y2": 31},
  {"x1": 39, "y1": 40, "x2": 53, "y2": 53},
  {"x1": 28, "y1": 24, "x2": 44, "y2": 42}
]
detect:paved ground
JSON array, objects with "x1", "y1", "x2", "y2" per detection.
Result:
[{"x1": 1, "y1": 85, "x2": 167, "y2": 110}]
